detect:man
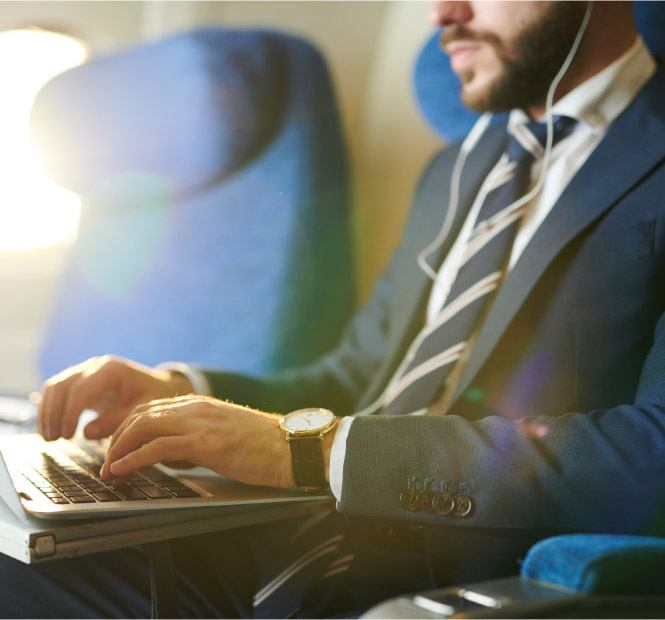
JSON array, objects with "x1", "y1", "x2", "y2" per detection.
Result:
[{"x1": 3, "y1": 1, "x2": 665, "y2": 617}]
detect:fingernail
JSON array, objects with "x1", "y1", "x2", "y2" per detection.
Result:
[{"x1": 110, "y1": 458, "x2": 127, "y2": 475}]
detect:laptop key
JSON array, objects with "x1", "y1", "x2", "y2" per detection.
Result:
[
  {"x1": 58, "y1": 485, "x2": 81, "y2": 493},
  {"x1": 82, "y1": 484, "x2": 108, "y2": 493},
  {"x1": 70, "y1": 475, "x2": 96, "y2": 485},
  {"x1": 112, "y1": 485, "x2": 148, "y2": 500},
  {"x1": 69, "y1": 495, "x2": 96, "y2": 503},
  {"x1": 162, "y1": 483, "x2": 194, "y2": 492},
  {"x1": 140, "y1": 467, "x2": 178, "y2": 484},
  {"x1": 138, "y1": 485, "x2": 173, "y2": 499},
  {"x1": 92, "y1": 491, "x2": 121, "y2": 502},
  {"x1": 63, "y1": 490, "x2": 90, "y2": 498},
  {"x1": 49, "y1": 497, "x2": 70, "y2": 504},
  {"x1": 170, "y1": 489, "x2": 202, "y2": 498}
]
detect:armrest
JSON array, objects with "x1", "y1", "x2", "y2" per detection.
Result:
[{"x1": 521, "y1": 534, "x2": 665, "y2": 595}]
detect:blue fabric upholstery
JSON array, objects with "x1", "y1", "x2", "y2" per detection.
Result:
[
  {"x1": 522, "y1": 534, "x2": 665, "y2": 595},
  {"x1": 414, "y1": 1, "x2": 665, "y2": 142},
  {"x1": 30, "y1": 28, "x2": 354, "y2": 379}
]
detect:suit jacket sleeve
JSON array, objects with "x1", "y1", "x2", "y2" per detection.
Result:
[{"x1": 338, "y1": 347, "x2": 665, "y2": 536}]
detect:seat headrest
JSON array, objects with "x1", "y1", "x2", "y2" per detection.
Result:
[{"x1": 30, "y1": 28, "x2": 291, "y2": 196}]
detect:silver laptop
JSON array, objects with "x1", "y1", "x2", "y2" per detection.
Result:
[{"x1": 0, "y1": 396, "x2": 330, "y2": 521}]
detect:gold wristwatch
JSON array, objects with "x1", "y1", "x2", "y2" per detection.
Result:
[{"x1": 279, "y1": 408, "x2": 337, "y2": 491}]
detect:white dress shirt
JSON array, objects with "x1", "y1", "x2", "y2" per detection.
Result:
[{"x1": 161, "y1": 37, "x2": 656, "y2": 502}]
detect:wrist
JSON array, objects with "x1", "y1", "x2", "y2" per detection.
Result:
[
  {"x1": 160, "y1": 369, "x2": 194, "y2": 396},
  {"x1": 154, "y1": 362, "x2": 210, "y2": 396},
  {"x1": 322, "y1": 420, "x2": 338, "y2": 484},
  {"x1": 279, "y1": 408, "x2": 337, "y2": 491}
]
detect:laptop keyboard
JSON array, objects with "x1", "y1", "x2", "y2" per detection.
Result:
[{"x1": 17, "y1": 439, "x2": 201, "y2": 505}]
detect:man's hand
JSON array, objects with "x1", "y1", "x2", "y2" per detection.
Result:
[
  {"x1": 38, "y1": 356, "x2": 193, "y2": 441},
  {"x1": 100, "y1": 395, "x2": 295, "y2": 488}
]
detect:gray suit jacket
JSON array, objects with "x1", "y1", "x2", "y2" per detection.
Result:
[{"x1": 201, "y1": 64, "x2": 665, "y2": 581}]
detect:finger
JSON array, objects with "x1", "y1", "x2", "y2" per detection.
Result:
[
  {"x1": 40, "y1": 374, "x2": 76, "y2": 441},
  {"x1": 106, "y1": 398, "x2": 187, "y2": 452},
  {"x1": 37, "y1": 382, "x2": 50, "y2": 438},
  {"x1": 60, "y1": 367, "x2": 123, "y2": 439},
  {"x1": 58, "y1": 381, "x2": 97, "y2": 440},
  {"x1": 39, "y1": 359, "x2": 93, "y2": 440},
  {"x1": 81, "y1": 390, "x2": 131, "y2": 439},
  {"x1": 106, "y1": 401, "x2": 154, "y2": 453},
  {"x1": 102, "y1": 409, "x2": 188, "y2": 478},
  {"x1": 106, "y1": 436, "x2": 193, "y2": 479},
  {"x1": 82, "y1": 413, "x2": 121, "y2": 440},
  {"x1": 162, "y1": 460, "x2": 196, "y2": 470}
]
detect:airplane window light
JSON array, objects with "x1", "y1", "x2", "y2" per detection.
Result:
[{"x1": 0, "y1": 28, "x2": 87, "y2": 253}]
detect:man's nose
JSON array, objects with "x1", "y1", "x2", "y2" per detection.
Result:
[{"x1": 428, "y1": 1, "x2": 473, "y2": 28}]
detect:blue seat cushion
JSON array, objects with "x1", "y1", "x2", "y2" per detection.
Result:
[{"x1": 522, "y1": 534, "x2": 665, "y2": 595}]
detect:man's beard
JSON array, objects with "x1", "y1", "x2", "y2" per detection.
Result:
[{"x1": 441, "y1": 2, "x2": 587, "y2": 113}]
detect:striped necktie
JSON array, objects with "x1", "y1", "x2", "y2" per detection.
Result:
[{"x1": 380, "y1": 116, "x2": 576, "y2": 416}]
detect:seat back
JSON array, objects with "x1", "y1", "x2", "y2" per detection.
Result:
[{"x1": 30, "y1": 28, "x2": 354, "y2": 378}]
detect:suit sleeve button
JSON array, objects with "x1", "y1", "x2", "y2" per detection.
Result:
[
  {"x1": 400, "y1": 488, "x2": 420, "y2": 511},
  {"x1": 433, "y1": 492, "x2": 454, "y2": 515},
  {"x1": 417, "y1": 490, "x2": 436, "y2": 513},
  {"x1": 453, "y1": 494, "x2": 474, "y2": 517}
]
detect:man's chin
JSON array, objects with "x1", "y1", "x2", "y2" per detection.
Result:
[
  {"x1": 459, "y1": 73, "x2": 525, "y2": 114},
  {"x1": 459, "y1": 83, "x2": 494, "y2": 114}
]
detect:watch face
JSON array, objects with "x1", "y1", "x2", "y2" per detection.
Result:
[{"x1": 280, "y1": 408, "x2": 335, "y2": 434}]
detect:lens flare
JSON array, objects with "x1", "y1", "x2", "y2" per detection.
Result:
[{"x1": 0, "y1": 29, "x2": 87, "y2": 252}]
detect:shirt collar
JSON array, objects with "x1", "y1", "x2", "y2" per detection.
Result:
[{"x1": 509, "y1": 36, "x2": 656, "y2": 131}]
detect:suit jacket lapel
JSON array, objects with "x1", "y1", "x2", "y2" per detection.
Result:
[{"x1": 448, "y1": 71, "x2": 665, "y2": 410}]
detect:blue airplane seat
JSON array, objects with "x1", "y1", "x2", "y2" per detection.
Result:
[{"x1": 30, "y1": 28, "x2": 355, "y2": 381}]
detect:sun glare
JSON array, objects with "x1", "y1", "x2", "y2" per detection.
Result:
[{"x1": 0, "y1": 29, "x2": 87, "y2": 252}]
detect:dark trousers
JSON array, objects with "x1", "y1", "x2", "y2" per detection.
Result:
[{"x1": 0, "y1": 515, "x2": 433, "y2": 619}]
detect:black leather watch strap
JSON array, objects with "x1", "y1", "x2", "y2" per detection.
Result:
[{"x1": 287, "y1": 435, "x2": 327, "y2": 491}]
